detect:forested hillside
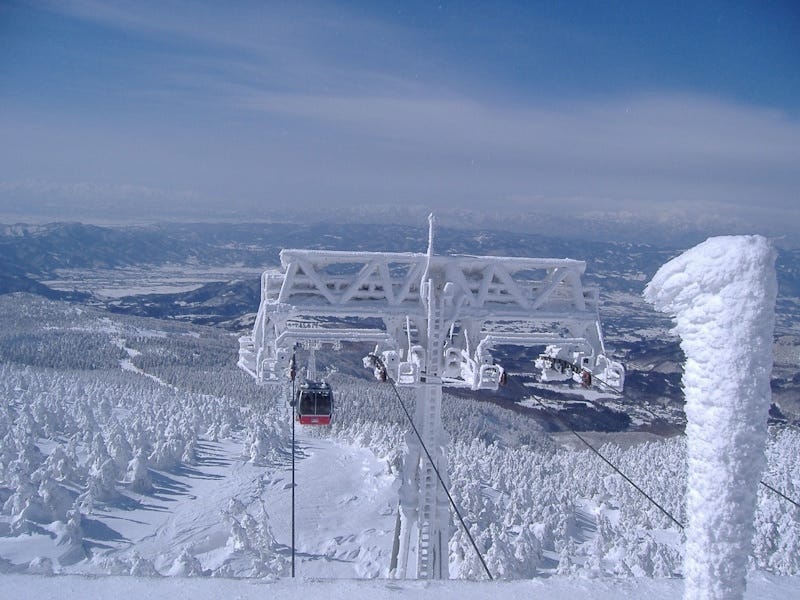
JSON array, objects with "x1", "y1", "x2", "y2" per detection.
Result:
[{"x1": 1, "y1": 294, "x2": 798, "y2": 578}]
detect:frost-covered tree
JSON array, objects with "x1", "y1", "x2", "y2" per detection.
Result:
[
  {"x1": 166, "y1": 547, "x2": 205, "y2": 577},
  {"x1": 129, "y1": 552, "x2": 161, "y2": 577},
  {"x1": 126, "y1": 449, "x2": 154, "y2": 494}
]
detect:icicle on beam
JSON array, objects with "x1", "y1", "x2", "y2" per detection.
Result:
[{"x1": 644, "y1": 235, "x2": 777, "y2": 600}]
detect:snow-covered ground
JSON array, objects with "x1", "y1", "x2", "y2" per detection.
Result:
[
  {"x1": 41, "y1": 266, "x2": 265, "y2": 298},
  {"x1": 4, "y1": 571, "x2": 799, "y2": 600},
  {"x1": 0, "y1": 407, "x2": 397, "y2": 579},
  {"x1": 261, "y1": 433, "x2": 398, "y2": 578},
  {"x1": 1, "y1": 293, "x2": 799, "y2": 597}
]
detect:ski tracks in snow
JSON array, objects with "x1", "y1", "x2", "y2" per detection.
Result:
[
  {"x1": 114, "y1": 337, "x2": 177, "y2": 390},
  {"x1": 91, "y1": 433, "x2": 398, "y2": 579},
  {"x1": 262, "y1": 432, "x2": 399, "y2": 578}
]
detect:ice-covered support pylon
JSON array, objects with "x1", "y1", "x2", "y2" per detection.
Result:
[{"x1": 644, "y1": 235, "x2": 777, "y2": 600}]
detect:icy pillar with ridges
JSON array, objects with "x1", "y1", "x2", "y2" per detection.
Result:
[
  {"x1": 394, "y1": 382, "x2": 451, "y2": 579},
  {"x1": 644, "y1": 235, "x2": 777, "y2": 600}
]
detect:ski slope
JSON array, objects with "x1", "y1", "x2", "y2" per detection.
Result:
[
  {"x1": 0, "y1": 425, "x2": 397, "y2": 579},
  {"x1": 5, "y1": 425, "x2": 798, "y2": 597},
  {"x1": 261, "y1": 431, "x2": 399, "y2": 578}
]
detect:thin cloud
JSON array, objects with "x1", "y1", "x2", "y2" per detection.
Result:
[
  {"x1": 235, "y1": 88, "x2": 799, "y2": 206},
  {"x1": 33, "y1": 0, "x2": 411, "y2": 95},
  {"x1": 4, "y1": 1, "x2": 798, "y2": 236}
]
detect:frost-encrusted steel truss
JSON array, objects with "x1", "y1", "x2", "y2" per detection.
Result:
[
  {"x1": 238, "y1": 217, "x2": 624, "y2": 579},
  {"x1": 238, "y1": 250, "x2": 623, "y2": 390}
]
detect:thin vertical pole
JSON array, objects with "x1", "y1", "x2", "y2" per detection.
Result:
[{"x1": 291, "y1": 369, "x2": 296, "y2": 578}]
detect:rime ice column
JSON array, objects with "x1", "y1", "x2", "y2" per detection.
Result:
[{"x1": 644, "y1": 236, "x2": 777, "y2": 600}]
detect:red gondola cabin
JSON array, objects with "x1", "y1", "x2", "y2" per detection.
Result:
[{"x1": 295, "y1": 381, "x2": 333, "y2": 425}]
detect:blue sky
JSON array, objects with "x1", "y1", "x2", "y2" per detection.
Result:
[{"x1": 1, "y1": 1, "x2": 798, "y2": 232}]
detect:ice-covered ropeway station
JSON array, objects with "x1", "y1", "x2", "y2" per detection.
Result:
[{"x1": 238, "y1": 215, "x2": 624, "y2": 579}]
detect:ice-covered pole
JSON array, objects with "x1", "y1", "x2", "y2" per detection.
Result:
[
  {"x1": 420, "y1": 213, "x2": 435, "y2": 303},
  {"x1": 644, "y1": 235, "x2": 777, "y2": 600}
]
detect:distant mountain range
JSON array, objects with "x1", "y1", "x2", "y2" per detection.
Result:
[
  {"x1": 5, "y1": 197, "x2": 797, "y2": 248},
  {"x1": 2, "y1": 220, "x2": 798, "y2": 298}
]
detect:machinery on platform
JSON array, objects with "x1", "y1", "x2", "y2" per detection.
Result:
[{"x1": 238, "y1": 215, "x2": 624, "y2": 579}]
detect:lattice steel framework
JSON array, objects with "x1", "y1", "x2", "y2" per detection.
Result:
[{"x1": 238, "y1": 216, "x2": 623, "y2": 579}]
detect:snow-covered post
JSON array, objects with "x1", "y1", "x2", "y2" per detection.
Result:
[{"x1": 644, "y1": 235, "x2": 777, "y2": 600}]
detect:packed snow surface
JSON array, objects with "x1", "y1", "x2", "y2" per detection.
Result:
[
  {"x1": 4, "y1": 571, "x2": 798, "y2": 600},
  {"x1": 644, "y1": 235, "x2": 777, "y2": 600}
]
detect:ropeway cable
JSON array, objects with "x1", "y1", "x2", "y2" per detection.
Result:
[
  {"x1": 585, "y1": 369, "x2": 800, "y2": 513},
  {"x1": 373, "y1": 356, "x2": 494, "y2": 580},
  {"x1": 528, "y1": 391, "x2": 686, "y2": 530},
  {"x1": 759, "y1": 479, "x2": 800, "y2": 510},
  {"x1": 593, "y1": 372, "x2": 800, "y2": 513}
]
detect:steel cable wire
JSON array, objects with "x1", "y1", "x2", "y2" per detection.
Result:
[{"x1": 373, "y1": 355, "x2": 494, "y2": 580}]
